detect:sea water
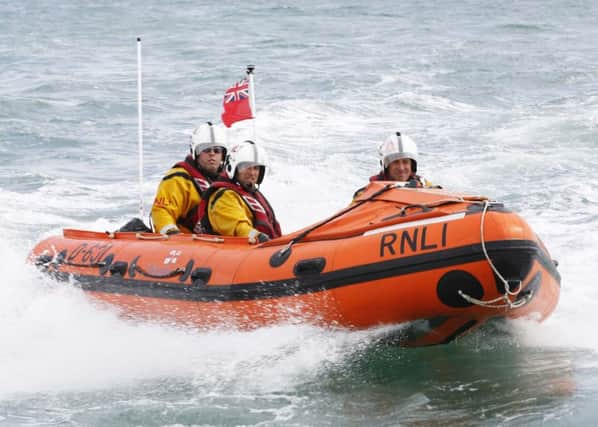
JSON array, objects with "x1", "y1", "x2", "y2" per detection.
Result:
[{"x1": 1, "y1": 1, "x2": 598, "y2": 425}]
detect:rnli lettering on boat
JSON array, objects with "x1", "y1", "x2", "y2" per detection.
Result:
[
  {"x1": 361, "y1": 212, "x2": 466, "y2": 258},
  {"x1": 379, "y1": 224, "x2": 448, "y2": 257}
]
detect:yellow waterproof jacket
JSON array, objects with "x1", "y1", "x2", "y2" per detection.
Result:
[
  {"x1": 206, "y1": 189, "x2": 256, "y2": 237},
  {"x1": 151, "y1": 160, "x2": 209, "y2": 234}
]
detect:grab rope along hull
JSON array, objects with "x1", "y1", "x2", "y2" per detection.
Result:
[{"x1": 29, "y1": 183, "x2": 561, "y2": 347}]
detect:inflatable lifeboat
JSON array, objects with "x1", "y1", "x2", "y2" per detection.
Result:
[{"x1": 29, "y1": 182, "x2": 561, "y2": 347}]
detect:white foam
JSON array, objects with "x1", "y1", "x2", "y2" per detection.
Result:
[{"x1": 3, "y1": 79, "x2": 598, "y2": 401}]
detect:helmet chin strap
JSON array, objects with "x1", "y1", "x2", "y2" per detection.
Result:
[
  {"x1": 233, "y1": 168, "x2": 259, "y2": 193},
  {"x1": 240, "y1": 181, "x2": 258, "y2": 193}
]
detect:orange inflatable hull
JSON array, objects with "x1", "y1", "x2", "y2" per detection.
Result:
[{"x1": 29, "y1": 183, "x2": 560, "y2": 346}]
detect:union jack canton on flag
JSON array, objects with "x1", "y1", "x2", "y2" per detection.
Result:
[{"x1": 221, "y1": 78, "x2": 253, "y2": 128}]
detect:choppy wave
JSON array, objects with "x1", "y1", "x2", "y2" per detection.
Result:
[{"x1": 2, "y1": 0, "x2": 598, "y2": 424}]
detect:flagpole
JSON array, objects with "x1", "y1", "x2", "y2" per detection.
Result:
[
  {"x1": 246, "y1": 64, "x2": 256, "y2": 141},
  {"x1": 136, "y1": 37, "x2": 144, "y2": 220}
]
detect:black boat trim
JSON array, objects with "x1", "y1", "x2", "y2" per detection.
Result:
[{"x1": 44, "y1": 239, "x2": 560, "y2": 303}]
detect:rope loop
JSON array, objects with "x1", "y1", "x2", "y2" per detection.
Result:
[{"x1": 458, "y1": 200, "x2": 529, "y2": 310}]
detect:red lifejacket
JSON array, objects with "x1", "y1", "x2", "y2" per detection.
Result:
[
  {"x1": 173, "y1": 156, "x2": 214, "y2": 194},
  {"x1": 195, "y1": 179, "x2": 282, "y2": 238},
  {"x1": 166, "y1": 156, "x2": 216, "y2": 231},
  {"x1": 369, "y1": 172, "x2": 425, "y2": 187},
  {"x1": 352, "y1": 172, "x2": 427, "y2": 200}
]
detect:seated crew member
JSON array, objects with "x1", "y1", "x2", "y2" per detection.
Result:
[
  {"x1": 197, "y1": 140, "x2": 281, "y2": 244},
  {"x1": 353, "y1": 131, "x2": 434, "y2": 199},
  {"x1": 151, "y1": 122, "x2": 227, "y2": 235}
]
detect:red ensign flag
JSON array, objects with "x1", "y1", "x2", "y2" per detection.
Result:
[{"x1": 221, "y1": 78, "x2": 253, "y2": 128}]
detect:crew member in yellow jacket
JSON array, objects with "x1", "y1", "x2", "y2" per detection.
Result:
[
  {"x1": 197, "y1": 140, "x2": 281, "y2": 244},
  {"x1": 151, "y1": 122, "x2": 227, "y2": 235}
]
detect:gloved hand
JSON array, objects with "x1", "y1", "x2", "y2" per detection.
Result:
[
  {"x1": 165, "y1": 228, "x2": 181, "y2": 235},
  {"x1": 248, "y1": 229, "x2": 270, "y2": 244}
]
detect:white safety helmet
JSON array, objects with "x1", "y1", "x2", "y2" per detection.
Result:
[
  {"x1": 378, "y1": 131, "x2": 418, "y2": 172},
  {"x1": 225, "y1": 140, "x2": 269, "y2": 185},
  {"x1": 189, "y1": 121, "x2": 227, "y2": 160}
]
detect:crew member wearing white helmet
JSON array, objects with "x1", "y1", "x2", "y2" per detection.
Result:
[
  {"x1": 354, "y1": 131, "x2": 434, "y2": 199},
  {"x1": 151, "y1": 121, "x2": 227, "y2": 235},
  {"x1": 195, "y1": 140, "x2": 281, "y2": 244}
]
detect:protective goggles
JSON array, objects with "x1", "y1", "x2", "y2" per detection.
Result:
[{"x1": 202, "y1": 147, "x2": 225, "y2": 154}]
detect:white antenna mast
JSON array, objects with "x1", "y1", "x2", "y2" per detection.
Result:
[
  {"x1": 136, "y1": 37, "x2": 144, "y2": 219},
  {"x1": 246, "y1": 65, "x2": 256, "y2": 141}
]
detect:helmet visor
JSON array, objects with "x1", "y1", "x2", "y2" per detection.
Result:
[
  {"x1": 201, "y1": 146, "x2": 225, "y2": 154},
  {"x1": 384, "y1": 152, "x2": 416, "y2": 168},
  {"x1": 237, "y1": 161, "x2": 263, "y2": 171},
  {"x1": 195, "y1": 143, "x2": 225, "y2": 155}
]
